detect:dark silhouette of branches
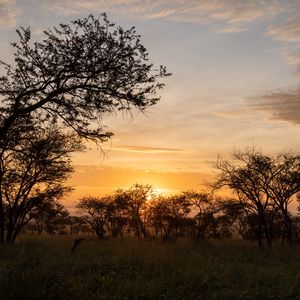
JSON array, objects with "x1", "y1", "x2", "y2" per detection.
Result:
[
  {"x1": 0, "y1": 126, "x2": 82, "y2": 243},
  {"x1": 0, "y1": 13, "x2": 170, "y2": 244},
  {"x1": 213, "y1": 148, "x2": 300, "y2": 248},
  {"x1": 0, "y1": 13, "x2": 170, "y2": 144}
]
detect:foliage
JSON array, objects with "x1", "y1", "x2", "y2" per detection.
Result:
[
  {"x1": 214, "y1": 148, "x2": 300, "y2": 248},
  {"x1": 0, "y1": 126, "x2": 82, "y2": 242},
  {"x1": 0, "y1": 14, "x2": 170, "y2": 244},
  {"x1": 0, "y1": 13, "x2": 170, "y2": 143},
  {"x1": 30, "y1": 198, "x2": 70, "y2": 235}
]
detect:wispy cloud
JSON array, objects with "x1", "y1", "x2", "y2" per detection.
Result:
[
  {"x1": 0, "y1": 0, "x2": 17, "y2": 27},
  {"x1": 1, "y1": 0, "x2": 293, "y2": 35},
  {"x1": 108, "y1": 145, "x2": 185, "y2": 154},
  {"x1": 38, "y1": 0, "x2": 288, "y2": 33},
  {"x1": 267, "y1": 14, "x2": 300, "y2": 42},
  {"x1": 280, "y1": 47, "x2": 300, "y2": 65},
  {"x1": 250, "y1": 89, "x2": 300, "y2": 125}
]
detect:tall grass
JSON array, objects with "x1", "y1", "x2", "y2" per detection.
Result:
[{"x1": 0, "y1": 236, "x2": 300, "y2": 299}]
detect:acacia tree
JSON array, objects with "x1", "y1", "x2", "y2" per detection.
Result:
[
  {"x1": 0, "y1": 125, "x2": 82, "y2": 242},
  {"x1": 265, "y1": 153, "x2": 300, "y2": 245},
  {"x1": 31, "y1": 198, "x2": 70, "y2": 235},
  {"x1": 114, "y1": 184, "x2": 153, "y2": 238},
  {"x1": 77, "y1": 196, "x2": 111, "y2": 239},
  {"x1": 214, "y1": 149, "x2": 276, "y2": 248},
  {"x1": 0, "y1": 13, "x2": 169, "y2": 243},
  {"x1": 214, "y1": 149, "x2": 300, "y2": 247},
  {"x1": 182, "y1": 191, "x2": 213, "y2": 239},
  {"x1": 148, "y1": 196, "x2": 171, "y2": 238},
  {"x1": 0, "y1": 13, "x2": 170, "y2": 144},
  {"x1": 104, "y1": 194, "x2": 128, "y2": 237}
]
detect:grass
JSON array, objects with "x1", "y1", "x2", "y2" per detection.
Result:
[{"x1": 1, "y1": 236, "x2": 300, "y2": 299}]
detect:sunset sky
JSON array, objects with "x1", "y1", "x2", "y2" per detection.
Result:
[{"x1": 1, "y1": 0, "x2": 300, "y2": 208}]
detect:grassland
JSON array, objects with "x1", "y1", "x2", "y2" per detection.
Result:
[{"x1": 1, "y1": 236, "x2": 300, "y2": 299}]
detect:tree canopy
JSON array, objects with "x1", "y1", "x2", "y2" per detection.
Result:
[
  {"x1": 0, "y1": 13, "x2": 170, "y2": 143},
  {"x1": 0, "y1": 13, "x2": 170, "y2": 243},
  {"x1": 214, "y1": 149, "x2": 300, "y2": 247},
  {"x1": 0, "y1": 126, "x2": 82, "y2": 242}
]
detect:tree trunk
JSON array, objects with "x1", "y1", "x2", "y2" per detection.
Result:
[
  {"x1": 0, "y1": 198, "x2": 4, "y2": 243},
  {"x1": 284, "y1": 214, "x2": 293, "y2": 246}
]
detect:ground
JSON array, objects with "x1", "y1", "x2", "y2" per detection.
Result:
[{"x1": 0, "y1": 236, "x2": 300, "y2": 299}]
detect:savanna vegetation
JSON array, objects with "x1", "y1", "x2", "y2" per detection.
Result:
[
  {"x1": 1, "y1": 12, "x2": 300, "y2": 300},
  {"x1": 1, "y1": 236, "x2": 300, "y2": 300}
]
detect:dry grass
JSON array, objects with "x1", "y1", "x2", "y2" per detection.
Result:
[{"x1": 0, "y1": 235, "x2": 300, "y2": 299}]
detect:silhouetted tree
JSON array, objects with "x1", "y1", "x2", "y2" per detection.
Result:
[
  {"x1": 0, "y1": 126, "x2": 81, "y2": 243},
  {"x1": 148, "y1": 194, "x2": 192, "y2": 240},
  {"x1": 182, "y1": 191, "x2": 213, "y2": 239},
  {"x1": 114, "y1": 184, "x2": 153, "y2": 238},
  {"x1": 104, "y1": 194, "x2": 128, "y2": 237},
  {"x1": 214, "y1": 149, "x2": 300, "y2": 247},
  {"x1": 76, "y1": 196, "x2": 111, "y2": 239},
  {"x1": 148, "y1": 196, "x2": 171, "y2": 238},
  {"x1": 214, "y1": 149, "x2": 277, "y2": 248},
  {"x1": 216, "y1": 198, "x2": 247, "y2": 239},
  {"x1": 31, "y1": 198, "x2": 70, "y2": 235},
  {"x1": 166, "y1": 194, "x2": 191, "y2": 238},
  {"x1": 0, "y1": 13, "x2": 170, "y2": 144},
  {"x1": 0, "y1": 14, "x2": 169, "y2": 241},
  {"x1": 266, "y1": 153, "x2": 300, "y2": 245},
  {"x1": 68, "y1": 216, "x2": 92, "y2": 235}
]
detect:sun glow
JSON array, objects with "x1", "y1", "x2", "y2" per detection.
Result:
[{"x1": 147, "y1": 187, "x2": 168, "y2": 201}]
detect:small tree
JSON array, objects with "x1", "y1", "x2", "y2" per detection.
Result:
[
  {"x1": 114, "y1": 184, "x2": 153, "y2": 238},
  {"x1": 31, "y1": 198, "x2": 70, "y2": 235},
  {"x1": 105, "y1": 194, "x2": 128, "y2": 237},
  {"x1": 183, "y1": 191, "x2": 213, "y2": 239},
  {"x1": 0, "y1": 126, "x2": 82, "y2": 243},
  {"x1": 77, "y1": 196, "x2": 111, "y2": 239}
]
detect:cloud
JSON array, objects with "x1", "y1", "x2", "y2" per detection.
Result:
[
  {"x1": 108, "y1": 145, "x2": 185, "y2": 154},
  {"x1": 267, "y1": 14, "x2": 300, "y2": 42},
  {"x1": 0, "y1": 0, "x2": 17, "y2": 27},
  {"x1": 250, "y1": 88, "x2": 300, "y2": 125},
  {"x1": 280, "y1": 47, "x2": 300, "y2": 65},
  {"x1": 41, "y1": 0, "x2": 287, "y2": 33},
  {"x1": 256, "y1": 6, "x2": 300, "y2": 124}
]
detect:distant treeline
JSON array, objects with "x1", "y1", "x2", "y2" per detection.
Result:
[
  {"x1": 25, "y1": 181, "x2": 300, "y2": 250},
  {"x1": 4, "y1": 147, "x2": 300, "y2": 249}
]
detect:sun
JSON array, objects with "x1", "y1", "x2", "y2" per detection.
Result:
[{"x1": 146, "y1": 188, "x2": 167, "y2": 201}]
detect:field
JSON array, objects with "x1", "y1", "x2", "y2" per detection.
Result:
[{"x1": 1, "y1": 236, "x2": 300, "y2": 300}]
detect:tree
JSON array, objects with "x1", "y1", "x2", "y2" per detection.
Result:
[
  {"x1": 114, "y1": 184, "x2": 153, "y2": 238},
  {"x1": 214, "y1": 149, "x2": 300, "y2": 247},
  {"x1": 76, "y1": 196, "x2": 111, "y2": 239},
  {"x1": 265, "y1": 153, "x2": 300, "y2": 245},
  {"x1": 148, "y1": 194, "x2": 192, "y2": 240},
  {"x1": 31, "y1": 198, "x2": 70, "y2": 235},
  {"x1": 214, "y1": 149, "x2": 277, "y2": 248},
  {"x1": 165, "y1": 194, "x2": 191, "y2": 238},
  {"x1": 182, "y1": 191, "x2": 213, "y2": 239},
  {"x1": 0, "y1": 13, "x2": 170, "y2": 144},
  {"x1": 0, "y1": 13, "x2": 170, "y2": 243},
  {"x1": 148, "y1": 196, "x2": 171, "y2": 238},
  {"x1": 0, "y1": 126, "x2": 82, "y2": 242},
  {"x1": 104, "y1": 194, "x2": 128, "y2": 238}
]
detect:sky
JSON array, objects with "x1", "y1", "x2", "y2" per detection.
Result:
[{"x1": 1, "y1": 0, "x2": 300, "y2": 208}]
